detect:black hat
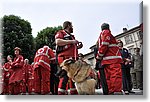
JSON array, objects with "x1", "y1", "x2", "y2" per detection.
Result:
[{"x1": 101, "y1": 23, "x2": 109, "y2": 30}]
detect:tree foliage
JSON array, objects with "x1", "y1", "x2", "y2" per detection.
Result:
[
  {"x1": 2, "y1": 15, "x2": 34, "y2": 62},
  {"x1": 34, "y1": 26, "x2": 62, "y2": 50}
]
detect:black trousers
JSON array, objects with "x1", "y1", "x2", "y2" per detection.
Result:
[
  {"x1": 121, "y1": 65, "x2": 132, "y2": 91},
  {"x1": 50, "y1": 73, "x2": 59, "y2": 95},
  {"x1": 99, "y1": 68, "x2": 109, "y2": 95},
  {"x1": 50, "y1": 63, "x2": 59, "y2": 95}
]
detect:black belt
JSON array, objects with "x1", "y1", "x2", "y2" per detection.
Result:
[{"x1": 59, "y1": 56, "x2": 79, "y2": 60}]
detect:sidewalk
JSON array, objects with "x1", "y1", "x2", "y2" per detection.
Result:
[{"x1": 95, "y1": 88, "x2": 143, "y2": 95}]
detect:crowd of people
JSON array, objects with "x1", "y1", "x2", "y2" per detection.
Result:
[{"x1": 0, "y1": 21, "x2": 143, "y2": 95}]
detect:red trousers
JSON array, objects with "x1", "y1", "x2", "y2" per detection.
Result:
[
  {"x1": 58, "y1": 76, "x2": 77, "y2": 95},
  {"x1": 20, "y1": 80, "x2": 27, "y2": 94},
  {"x1": 104, "y1": 63, "x2": 122, "y2": 94},
  {"x1": 20, "y1": 79, "x2": 34, "y2": 94},
  {"x1": 2, "y1": 79, "x2": 9, "y2": 94},
  {"x1": 27, "y1": 79, "x2": 34, "y2": 94},
  {"x1": 33, "y1": 67, "x2": 50, "y2": 94},
  {"x1": 9, "y1": 81, "x2": 23, "y2": 95}
]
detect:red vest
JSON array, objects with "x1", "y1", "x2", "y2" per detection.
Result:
[
  {"x1": 55, "y1": 30, "x2": 78, "y2": 58},
  {"x1": 97, "y1": 30, "x2": 123, "y2": 65},
  {"x1": 33, "y1": 46, "x2": 54, "y2": 71}
]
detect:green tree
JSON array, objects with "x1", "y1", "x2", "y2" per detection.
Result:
[
  {"x1": 2, "y1": 15, "x2": 34, "y2": 62},
  {"x1": 34, "y1": 26, "x2": 62, "y2": 50}
]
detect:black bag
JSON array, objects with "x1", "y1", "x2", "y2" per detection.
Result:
[
  {"x1": 56, "y1": 46, "x2": 64, "y2": 54},
  {"x1": 94, "y1": 47, "x2": 98, "y2": 58}
]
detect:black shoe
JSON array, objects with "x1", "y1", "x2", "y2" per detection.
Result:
[
  {"x1": 129, "y1": 90, "x2": 135, "y2": 93},
  {"x1": 139, "y1": 88, "x2": 143, "y2": 90}
]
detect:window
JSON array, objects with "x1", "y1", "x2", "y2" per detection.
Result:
[
  {"x1": 136, "y1": 31, "x2": 142, "y2": 40},
  {"x1": 124, "y1": 35, "x2": 133, "y2": 44},
  {"x1": 139, "y1": 31, "x2": 143, "y2": 39}
]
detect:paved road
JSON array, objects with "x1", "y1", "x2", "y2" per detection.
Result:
[
  {"x1": 1, "y1": 88, "x2": 142, "y2": 95},
  {"x1": 95, "y1": 88, "x2": 143, "y2": 95}
]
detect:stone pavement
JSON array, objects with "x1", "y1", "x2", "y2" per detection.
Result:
[{"x1": 95, "y1": 88, "x2": 143, "y2": 95}]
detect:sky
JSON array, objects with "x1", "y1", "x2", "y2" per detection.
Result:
[
  {"x1": 0, "y1": 0, "x2": 142, "y2": 54},
  {"x1": 1, "y1": 1, "x2": 150, "y2": 101}
]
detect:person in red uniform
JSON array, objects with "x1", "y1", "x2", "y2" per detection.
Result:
[
  {"x1": 0, "y1": 53, "x2": 3, "y2": 95},
  {"x1": 25, "y1": 59, "x2": 34, "y2": 94},
  {"x1": 2, "y1": 55, "x2": 13, "y2": 94},
  {"x1": 30, "y1": 62, "x2": 35, "y2": 94},
  {"x1": 9, "y1": 47, "x2": 24, "y2": 95},
  {"x1": 33, "y1": 45, "x2": 54, "y2": 95},
  {"x1": 96, "y1": 23, "x2": 123, "y2": 94},
  {"x1": 55, "y1": 21, "x2": 83, "y2": 95},
  {"x1": 22, "y1": 59, "x2": 34, "y2": 94},
  {"x1": 21, "y1": 59, "x2": 28, "y2": 94}
]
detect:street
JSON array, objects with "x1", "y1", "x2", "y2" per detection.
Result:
[{"x1": 95, "y1": 88, "x2": 143, "y2": 95}]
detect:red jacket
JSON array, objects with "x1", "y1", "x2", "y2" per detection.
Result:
[
  {"x1": 55, "y1": 30, "x2": 78, "y2": 58},
  {"x1": 33, "y1": 46, "x2": 54, "y2": 71},
  {"x1": 3, "y1": 62, "x2": 11, "y2": 79},
  {"x1": 23, "y1": 64, "x2": 33, "y2": 83},
  {"x1": 97, "y1": 29, "x2": 123, "y2": 65},
  {"x1": 9, "y1": 55, "x2": 24, "y2": 84}
]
